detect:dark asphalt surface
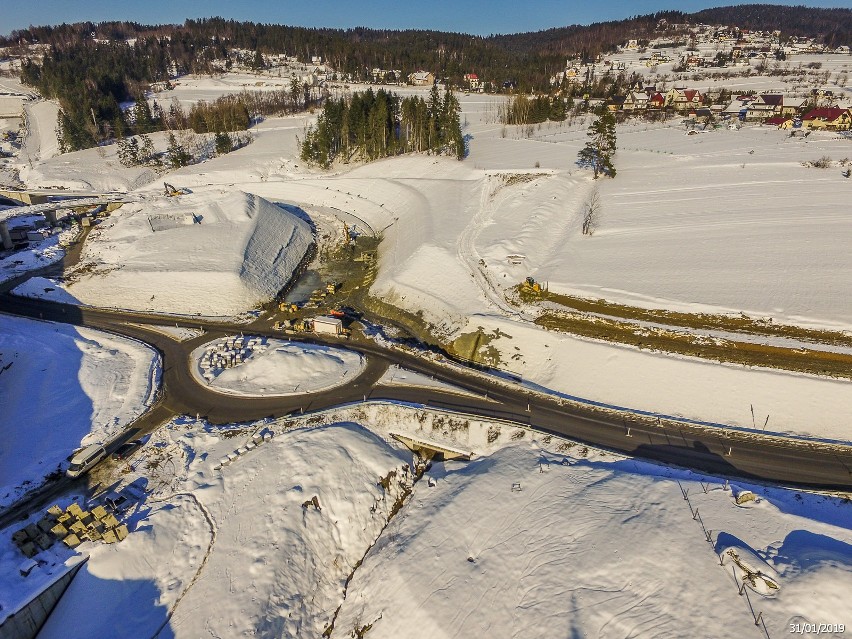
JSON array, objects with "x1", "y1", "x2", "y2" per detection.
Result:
[{"x1": 1, "y1": 290, "x2": 851, "y2": 515}]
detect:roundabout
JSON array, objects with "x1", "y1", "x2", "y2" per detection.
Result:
[{"x1": 191, "y1": 335, "x2": 366, "y2": 396}]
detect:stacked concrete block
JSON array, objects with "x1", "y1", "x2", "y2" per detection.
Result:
[{"x1": 12, "y1": 498, "x2": 134, "y2": 559}]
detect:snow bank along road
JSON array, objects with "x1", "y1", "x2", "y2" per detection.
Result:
[{"x1": 2, "y1": 291, "x2": 851, "y2": 503}]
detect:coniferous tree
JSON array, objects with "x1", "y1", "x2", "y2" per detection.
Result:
[
  {"x1": 117, "y1": 136, "x2": 140, "y2": 166},
  {"x1": 166, "y1": 132, "x2": 191, "y2": 167},
  {"x1": 215, "y1": 131, "x2": 233, "y2": 155},
  {"x1": 442, "y1": 89, "x2": 465, "y2": 160},
  {"x1": 577, "y1": 107, "x2": 617, "y2": 179},
  {"x1": 139, "y1": 134, "x2": 156, "y2": 164}
]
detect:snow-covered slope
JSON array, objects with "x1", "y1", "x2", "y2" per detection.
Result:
[
  {"x1": 0, "y1": 315, "x2": 159, "y2": 508},
  {"x1": 335, "y1": 440, "x2": 852, "y2": 639},
  {"x1": 58, "y1": 190, "x2": 312, "y2": 316},
  {"x1": 27, "y1": 411, "x2": 852, "y2": 639},
  {"x1": 37, "y1": 422, "x2": 414, "y2": 639}
]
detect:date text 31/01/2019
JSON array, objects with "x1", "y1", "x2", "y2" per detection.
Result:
[{"x1": 790, "y1": 623, "x2": 845, "y2": 635}]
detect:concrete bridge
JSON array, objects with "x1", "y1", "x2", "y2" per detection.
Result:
[
  {"x1": 389, "y1": 432, "x2": 473, "y2": 461},
  {"x1": 0, "y1": 191, "x2": 130, "y2": 249}
]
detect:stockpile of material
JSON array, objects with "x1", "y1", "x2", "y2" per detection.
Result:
[{"x1": 11, "y1": 502, "x2": 129, "y2": 557}]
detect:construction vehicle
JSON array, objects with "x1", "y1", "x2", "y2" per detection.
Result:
[
  {"x1": 163, "y1": 183, "x2": 189, "y2": 197},
  {"x1": 523, "y1": 276, "x2": 542, "y2": 293}
]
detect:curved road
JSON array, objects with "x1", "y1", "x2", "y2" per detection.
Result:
[{"x1": 2, "y1": 291, "x2": 851, "y2": 509}]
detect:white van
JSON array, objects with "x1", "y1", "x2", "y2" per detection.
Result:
[{"x1": 66, "y1": 444, "x2": 107, "y2": 478}]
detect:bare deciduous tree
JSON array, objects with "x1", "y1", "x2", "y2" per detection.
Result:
[{"x1": 582, "y1": 187, "x2": 600, "y2": 236}]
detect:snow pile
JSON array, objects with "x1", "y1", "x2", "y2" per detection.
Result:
[
  {"x1": 37, "y1": 422, "x2": 414, "y2": 639},
  {"x1": 50, "y1": 190, "x2": 312, "y2": 316},
  {"x1": 192, "y1": 336, "x2": 364, "y2": 396},
  {"x1": 0, "y1": 315, "x2": 159, "y2": 508}
]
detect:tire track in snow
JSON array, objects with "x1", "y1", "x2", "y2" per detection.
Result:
[{"x1": 455, "y1": 174, "x2": 539, "y2": 321}]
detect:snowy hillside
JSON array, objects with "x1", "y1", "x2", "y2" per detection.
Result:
[
  {"x1": 0, "y1": 315, "x2": 159, "y2": 508},
  {"x1": 25, "y1": 410, "x2": 852, "y2": 639},
  {"x1": 335, "y1": 439, "x2": 852, "y2": 639},
  {"x1": 36, "y1": 422, "x2": 415, "y2": 639}
]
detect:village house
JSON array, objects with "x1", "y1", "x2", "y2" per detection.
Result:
[
  {"x1": 606, "y1": 95, "x2": 626, "y2": 112},
  {"x1": 667, "y1": 88, "x2": 703, "y2": 112},
  {"x1": 648, "y1": 92, "x2": 666, "y2": 109},
  {"x1": 745, "y1": 94, "x2": 783, "y2": 121},
  {"x1": 407, "y1": 70, "x2": 435, "y2": 86},
  {"x1": 463, "y1": 73, "x2": 483, "y2": 91},
  {"x1": 801, "y1": 107, "x2": 852, "y2": 131},
  {"x1": 780, "y1": 97, "x2": 808, "y2": 117},
  {"x1": 763, "y1": 116, "x2": 793, "y2": 129},
  {"x1": 370, "y1": 68, "x2": 402, "y2": 84},
  {"x1": 623, "y1": 91, "x2": 649, "y2": 112},
  {"x1": 724, "y1": 95, "x2": 755, "y2": 120}
]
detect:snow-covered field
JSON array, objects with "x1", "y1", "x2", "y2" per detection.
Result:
[
  {"x1": 336, "y1": 437, "x2": 852, "y2": 639},
  {"x1": 19, "y1": 408, "x2": 851, "y2": 639},
  {"x1": 192, "y1": 336, "x2": 365, "y2": 396},
  {"x1": 33, "y1": 189, "x2": 313, "y2": 316},
  {"x1": 0, "y1": 315, "x2": 159, "y2": 508}
]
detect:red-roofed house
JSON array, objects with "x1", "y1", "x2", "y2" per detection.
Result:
[
  {"x1": 801, "y1": 108, "x2": 851, "y2": 131},
  {"x1": 463, "y1": 73, "x2": 482, "y2": 90},
  {"x1": 666, "y1": 88, "x2": 703, "y2": 112},
  {"x1": 649, "y1": 92, "x2": 666, "y2": 109},
  {"x1": 763, "y1": 116, "x2": 791, "y2": 128}
]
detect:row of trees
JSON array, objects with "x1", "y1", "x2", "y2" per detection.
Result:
[
  {"x1": 22, "y1": 35, "x2": 322, "y2": 151},
  {"x1": 300, "y1": 87, "x2": 464, "y2": 168},
  {"x1": 53, "y1": 83, "x2": 314, "y2": 152},
  {"x1": 117, "y1": 129, "x2": 250, "y2": 169},
  {"x1": 499, "y1": 94, "x2": 568, "y2": 125}
]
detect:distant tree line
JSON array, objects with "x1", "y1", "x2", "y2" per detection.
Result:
[
  {"x1": 300, "y1": 87, "x2": 464, "y2": 168},
  {"x1": 18, "y1": 35, "x2": 322, "y2": 152},
  {"x1": 499, "y1": 94, "x2": 568, "y2": 125},
  {"x1": 9, "y1": 7, "x2": 846, "y2": 99},
  {"x1": 691, "y1": 5, "x2": 851, "y2": 49},
  {"x1": 8, "y1": 6, "x2": 849, "y2": 152}
]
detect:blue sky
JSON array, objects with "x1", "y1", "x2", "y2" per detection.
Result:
[{"x1": 1, "y1": 0, "x2": 849, "y2": 37}]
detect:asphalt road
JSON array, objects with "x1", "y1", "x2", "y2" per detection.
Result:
[{"x1": 2, "y1": 291, "x2": 851, "y2": 506}]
